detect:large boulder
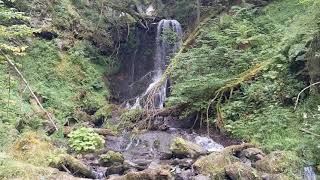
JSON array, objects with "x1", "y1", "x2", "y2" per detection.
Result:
[
  {"x1": 239, "y1": 148, "x2": 265, "y2": 162},
  {"x1": 254, "y1": 151, "x2": 300, "y2": 174},
  {"x1": 193, "y1": 151, "x2": 239, "y2": 179},
  {"x1": 170, "y1": 137, "x2": 206, "y2": 158},
  {"x1": 99, "y1": 151, "x2": 124, "y2": 167},
  {"x1": 225, "y1": 162, "x2": 261, "y2": 180}
]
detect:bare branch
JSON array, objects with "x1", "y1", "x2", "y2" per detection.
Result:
[
  {"x1": 1, "y1": 51, "x2": 58, "y2": 131},
  {"x1": 294, "y1": 81, "x2": 320, "y2": 110}
]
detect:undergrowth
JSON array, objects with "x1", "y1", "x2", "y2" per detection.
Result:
[{"x1": 168, "y1": 0, "x2": 320, "y2": 167}]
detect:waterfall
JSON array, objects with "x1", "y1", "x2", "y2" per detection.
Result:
[
  {"x1": 130, "y1": 19, "x2": 183, "y2": 109},
  {"x1": 152, "y1": 19, "x2": 183, "y2": 108},
  {"x1": 303, "y1": 166, "x2": 317, "y2": 180}
]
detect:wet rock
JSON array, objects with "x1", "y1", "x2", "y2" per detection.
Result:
[
  {"x1": 99, "y1": 151, "x2": 124, "y2": 167},
  {"x1": 193, "y1": 151, "x2": 239, "y2": 179},
  {"x1": 191, "y1": 175, "x2": 210, "y2": 180},
  {"x1": 239, "y1": 148, "x2": 266, "y2": 162},
  {"x1": 109, "y1": 165, "x2": 173, "y2": 180},
  {"x1": 317, "y1": 165, "x2": 320, "y2": 172},
  {"x1": 175, "y1": 169, "x2": 194, "y2": 180},
  {"x1": 106, "y1": 165, "x2": 125, "y2": 176},
  {"x1": 171, "y1": 158, "x2": 194, "y2": 168},
  {"x1": 195, "y1": 136, "x2": 224, "y2": 152},
  {"x1": 254, "y1": 151, "x2": 299, "y2": 174},
  {"x1": 160, "y1": 151, "x2": 173, "y2": 160},
  {"x1": 261, "y1": 173, "x2": 290, "y2": 180},
  {"x1": 225, "y1": 162, "x2": 261, "y2": 180},
  {"x1": 170, "y1": 137, "x2": 206, "y2": 158},
  {"x1": 123, "y1": 159, "x2": 153, "y2": 171},
  {"x1": 224, "y1": 143, "x2": 255, "y2": 155}
]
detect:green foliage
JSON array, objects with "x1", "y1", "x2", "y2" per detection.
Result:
[
  {"x1": 0, "y1": 123, "x2": 18, "y2": 152},
  {"x1": 161, "y1": 28, "x2": 179, "y2": 45},
  {"x1": 99, "y1": 150, "x2": 124, "y2": 166},
  {"x1": 168, "y1": 0, "x2": 320, "y2": 167},
  {"x1": 120, "y1": 109, "x2": 143, "y2": 123},
  {"x1": 0, "y1": 1, "x2": 34, "y2": 56},
  {"x1": 68, "y1": 127, "x2": 105, "y2": 153}
]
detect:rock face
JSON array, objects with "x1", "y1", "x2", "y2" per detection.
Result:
[
  {"x1": 225, "y1": 162, "x2": 261, "y2": 180},
  {"x1": 170, "y1": 137, "x2": 206, "y2": 158},
  {"x1": 99, "y1": 151, "x2": 124, "y2": 167}
]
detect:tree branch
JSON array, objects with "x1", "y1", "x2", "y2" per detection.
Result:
[
  {"x1": 294, "y1": 81, "x2": 320, "y2": 110},
  {"x1": 1, "y1": 51, "x2": 58, "y2": 131}
]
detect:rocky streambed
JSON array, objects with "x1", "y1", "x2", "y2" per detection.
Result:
[{"x1": 57, "y1": 116, "x2": 308, "y2": 180}]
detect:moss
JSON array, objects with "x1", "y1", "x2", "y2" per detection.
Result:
[
  {"x1": 11, "y1": 131, "x2": 55, "y2": 166},
  {"x1": 94, "y1": 104, "x2": 114, "y2": 120},
  {"x1": 225, "y1": 162, "x2": 261, "y2": 180},
  {"x1": 120, "y1": 109, "x2": 143, "y2": 123},
  {"x1": 99, "y1": 151, "x2": 124, "y2": 167},
  {"x1": 0, "y1": 153, "x2": 80, "y2": 180},
  {"x1": 170, "y1": 137, "x2": 205, "y2": 158},
  {"x1": 170, "y1": 137, "x2": 189, "y2": 156},
  {"x1": 254, "y1": 151, "x2": 301, "y2": 177},
  {"x1": 193, "y1": 151, "x2": 239, "y2": 179}
]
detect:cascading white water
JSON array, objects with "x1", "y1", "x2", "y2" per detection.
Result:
[{"x1": 130, "y1": 19, "x2": 183, "y2": 109}]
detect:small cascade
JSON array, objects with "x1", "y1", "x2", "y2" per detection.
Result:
[
  {"x1": 129, "y1": 19, "x2": 183, "y2": 109},
  {"x1": 303, "y1": 166, "x2": 317, "y2": 180}
]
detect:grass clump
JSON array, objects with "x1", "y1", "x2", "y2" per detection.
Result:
[{"x1": 11, "y1": 131, "x2": 55, "y2": 166}]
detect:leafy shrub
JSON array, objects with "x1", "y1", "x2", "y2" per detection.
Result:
[{"x1": 68, "y1": 127, "x2": 105, "y2": 153}]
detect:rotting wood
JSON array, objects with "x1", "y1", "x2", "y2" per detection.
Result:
[{"x1": 50, "y1": 154, "x2": 97, "y2": 179}]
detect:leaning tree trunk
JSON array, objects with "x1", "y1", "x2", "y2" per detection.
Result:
[{"x1": 306, "y1": 34, "x2": 320, "y2": 94}]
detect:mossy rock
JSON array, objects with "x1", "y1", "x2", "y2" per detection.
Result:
[
  {"x1": 109, "y1": 165, "x2": 173, "y2": 180},
  {"x1": 225, "y1": 162, "x2": 261, "y2": 180},
  {"x1": 193, "y1": 151, "x2": 239, "y2": 179},
  {"x1": 254, "y1": 151, "x2": 301, "y2": 174},
  {"x1": 170, "y1": 137, "x2": 205, "y2": 158},
  {"x1": 99, "y1": 151, "x2": 124, "y2": 167},
  {"x1": 0, "y1": 153, "x2": 86, "y2": 180}
]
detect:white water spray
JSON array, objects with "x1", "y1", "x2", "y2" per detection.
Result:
[{"x1": 130, "y1": 19, "x2": 183, "y2": 108}]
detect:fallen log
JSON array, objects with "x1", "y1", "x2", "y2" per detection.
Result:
[{"x1": 50, "y1": 154, "x2": 98, "y2": 179}]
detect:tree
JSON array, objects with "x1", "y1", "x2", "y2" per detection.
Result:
[
  {"x1": 0, "y1": 1, "x2": 58, "y2": 130},
  {"x1": 0, "y1": 0, "x2": 34, "y2": 58}
]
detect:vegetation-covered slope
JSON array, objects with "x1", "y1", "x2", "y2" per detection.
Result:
[
  {"x1": 1, "y1": 0, "x2": 320, "y2": 179},
  {"x1": 169, "y1": 0, "x2": 320, "y2": 164}
]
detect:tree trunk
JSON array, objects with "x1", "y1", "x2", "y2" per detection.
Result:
[{"x1": 306, "y1": 34, "x2": 320, "y2": 94}]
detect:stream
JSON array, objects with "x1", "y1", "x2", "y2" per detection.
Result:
[{"x1": 80, "y1": 119, "x2": 233, "y2": 179}]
